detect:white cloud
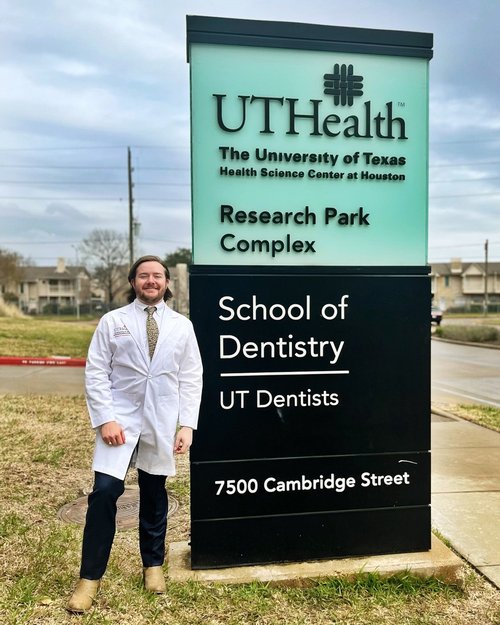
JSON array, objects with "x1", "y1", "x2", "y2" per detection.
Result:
[
  {"x1": 431, "y1": 91, "x2": 500, "y2": 136},
  {"x1": 47, "y1": 57, "x2": 103, "y2": 78}
]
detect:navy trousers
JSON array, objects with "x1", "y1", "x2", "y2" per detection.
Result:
[{"x1": 80, "y1": 469, "x2": 168, "y2": 580}]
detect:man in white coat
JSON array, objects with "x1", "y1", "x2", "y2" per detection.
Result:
[{"x1": 67, "y1": 255, "x2": 203, "y2": 613}]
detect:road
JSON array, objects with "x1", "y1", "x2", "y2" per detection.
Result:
[
  {"x1": 0, "y1": 364, "x2": 84, "y2": 395},
  {"x1": 0, "y1": 339, "x2": 498, "y2": 408},
  {"x1": 431, "y1": 339, "x2": 500, "y2": 408}
]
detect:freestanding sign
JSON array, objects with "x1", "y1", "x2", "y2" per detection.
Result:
[{"x1": 187, "y1": 16, "x2": 433, "y2": 569}]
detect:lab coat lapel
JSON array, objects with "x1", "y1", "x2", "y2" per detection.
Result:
[
  {"x1": 119, "y1": 303, "x2": 150, "y2": 366},
  {"x1": 154, "y1": 306, "x2": 178, "y2": 355}
]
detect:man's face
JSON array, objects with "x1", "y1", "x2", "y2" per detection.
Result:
[{"x1": 131, "y1": 260, "x2": 169, "y2": 305}]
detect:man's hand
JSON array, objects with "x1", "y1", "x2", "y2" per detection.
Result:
[
  {"x1": 174, "y1": 426, "x2": 193, "y2": 455},
  {"x1": 100, "y1": 421, "x2": 126, "y2": 446}
]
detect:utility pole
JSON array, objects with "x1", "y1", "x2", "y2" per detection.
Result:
[
  {"x1": 128, "y1": 146, "x2": 134, "y2": 265},
  {"x1": 484, "y1": 238, "x2": 489, "y2": 316}
]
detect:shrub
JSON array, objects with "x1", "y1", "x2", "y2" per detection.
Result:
[{"x1": 435, "y1": 324, "x2": 499, "y2": 343}]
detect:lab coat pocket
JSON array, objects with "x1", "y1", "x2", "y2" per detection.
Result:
[
  {"x1": 157, "y1": 391, "x2": 180, "y2": 424},
  {"x1": 158, "y1": 388, "x2": 179, "y2": 411},
  {"x1": 111, "y1": 389, "x2": 141, "y2": 417}
]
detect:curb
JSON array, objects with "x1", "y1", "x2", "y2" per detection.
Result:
[
  {"x1": 431, "y1": 405, "x2": 462, "y2": 421},
  {"x1": 431, "y1": 336, "x2": 500, "y2": 350},
  {"x1": 0, "y1": 356, "x2": 86, "y2": 367}
]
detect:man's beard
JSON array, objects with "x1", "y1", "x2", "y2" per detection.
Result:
[{"x1": 137, "y1": 289, "x2": 164, "y2": 304}]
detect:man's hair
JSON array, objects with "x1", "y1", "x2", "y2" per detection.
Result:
[{"x1": 127, "y1": 255, "x2": 173, "y2": 303}]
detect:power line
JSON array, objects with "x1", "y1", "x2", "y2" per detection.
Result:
[
  {"x1": 0, "y1": 145, "x2": 188, "y2": 152},
  {"x1": 0, "y1": 197, "x2": 189, "y2": 202},
  {"x1": 0, "y1": 239, "x2": 81, "y2": 245},
  {"x1": 0, "y1": 161, "x2": 496, "y2": 169},
  {"x1": 3, "y1": 189, "x2": 500, "y2": 201},
  {"x1": 430, "y1": 138, "x2": 500, "y2": 144},
  {"x1": 430, "y1": 192, "x2": 500, "y2": 199},
  {"x1": 0, "y1": 236, "x2": 189, "y2": 245},
  {"x1": 0, "y1": 180, "x2": 189, "y2": 186},
  {"x1": 4, "y1": 177, "x2": 498, "y2": 186},
  {"x1": 430, "y1": 176, "x2": 500, "y2": 184},
  {"x1": 0, "y1": 181, "x2": 126, "y2": 185},
  {"x1": 0, "y1": 196, "x2": 129, "y2": 201},
  {"x1": 429, "y1": 241, "x2": 500, "y2": 250},
  {"x1": 2, "y1": 138, "x2": 500, "y2": 150},
  {"x1": 0, "y1": 146, "x2": 128, "y2": 152},
  {"x1": 429, "y1": 161, "x2": 500, "y2": 168},
  {"x1": 0, "y1": 165, "x2": 188, "y2": 171},
  {"x1": 2, "y1": 173, "x2": 498, "y2": 185},
  {"x1": 0, "y1": 165, "x2": 126, "y2": 170}
]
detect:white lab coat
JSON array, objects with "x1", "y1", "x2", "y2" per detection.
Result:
[{"x1": 85, "y1": 302, "x2": 203, "y2": 480}]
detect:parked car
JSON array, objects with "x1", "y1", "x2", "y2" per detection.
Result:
[{"x1": 431, "y1": 306, "x2": 443, "y2": 325}]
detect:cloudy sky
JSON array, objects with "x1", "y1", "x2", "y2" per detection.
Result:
[{"x1": 1, "y1": 0, "x2": 499, "y2": 267}]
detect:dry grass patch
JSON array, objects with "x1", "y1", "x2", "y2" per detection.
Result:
[
  {"x1": 0, "y1": 394, "x2": 499, "y2": 625},
  {"x1": 448, "y1": 404, "x2": 500, "y2": 433}
]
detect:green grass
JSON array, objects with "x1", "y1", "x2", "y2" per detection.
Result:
[
  {"x1": 0, "y1": 395, "x2": 499, "y2": 624},
  {"x1": 32, "y1": 441, "x2": 67, "y2": 467},
  {"x1": 0, "y1": 512, "x2": 30, "y2": 539},
  {"x1": 0, "y1": 317, "x2": 94, "y2": 357}
]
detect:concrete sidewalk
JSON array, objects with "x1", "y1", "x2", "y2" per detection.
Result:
[
  {"x1": 0, "y1": 364, "x2": 84, "y2": 395},
  {"x1": 431, "y1": 409, "x2": 500, "y2": 589},
  {"x1": 0, "y1": 366, "x2": 498, "y2": 587}
]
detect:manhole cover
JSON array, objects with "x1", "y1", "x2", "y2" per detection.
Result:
[{"x1": 58, "y1": 487, "x2": 179, "y2": 530}]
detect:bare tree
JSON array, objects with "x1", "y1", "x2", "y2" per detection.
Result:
[
  {"x1": 80, "y1": 230, "x2": 128, "y2": 307},
  {"x1": 0, "y1": 248, "x2": 26, "y2": 302}
]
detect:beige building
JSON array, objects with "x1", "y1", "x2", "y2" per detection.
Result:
[
  {"x1": 431, "y1": 258, "x2": 500, "y2": 312},
  {"x1": 169, "y1": 263, "x2": 190, "y2": 315},
  {"x1": 18, "y1": 258, "x2": 93, "y2": 314},
  {"x1": 15, "y1": 259, "x2": 191, "y2": 316}
]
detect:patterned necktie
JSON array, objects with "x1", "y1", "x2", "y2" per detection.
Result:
[{"x1": 145, "y1": 306, "x2": 159, "y2": 359}]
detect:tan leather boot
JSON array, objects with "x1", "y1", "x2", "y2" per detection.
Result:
[
  {"x1": 143, "y1": 566, "x2": 166, "y2": 593},
  {"x1": 66, "y1": 578, "x2": 100, "y2": 613}
]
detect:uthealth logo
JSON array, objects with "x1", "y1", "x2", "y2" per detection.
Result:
[
  {"x1": 212, "y1": 60, "x2": 407, "y2": 139},
  {"x1": 323, "y1": 63, "x2": 364, "y2": 106}
]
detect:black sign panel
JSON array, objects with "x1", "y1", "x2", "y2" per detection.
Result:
[
  {"x1": 190, "y1": 266, "x2": 430, "y2": 568},
  {"x1": 191, "y1": 507, "x2": 431, "y2": 569},
  {"x1": 191, "y1": 452, "x2": 429, "y2": 519}
]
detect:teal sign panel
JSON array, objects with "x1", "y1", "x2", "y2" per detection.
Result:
[{"x1": 189, "y1": 25, "x2": 431, "y2": 266}]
